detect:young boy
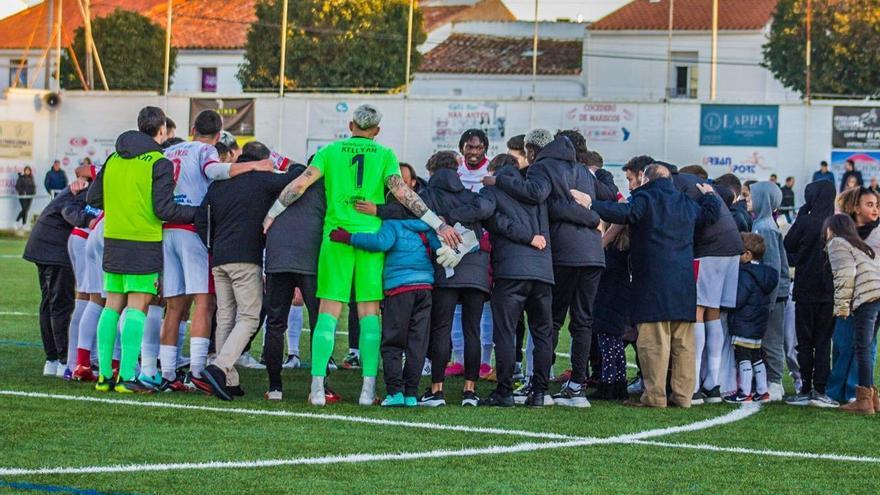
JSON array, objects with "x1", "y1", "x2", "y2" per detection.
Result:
[
  {"x1": 725, "y1": 233, "x2": 778, "y2": 403},
  {"x1": 330, "y1": 206, "x2": 440, "y2": 407}
]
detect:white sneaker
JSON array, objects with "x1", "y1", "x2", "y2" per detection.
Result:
[
  {"x1": 768, "y1": 382, "x2": 784, "y2": 402},
  {"x1": 359, "y1": 376, "x2": 376, "y2": 406},
  {"x1": 56, "y1": 363, "x2": 67, "y2": 378},
  {"x1": 235, "y1": 352, "x2": 266, "y2": 369},
  {"x1": 309, "y1": 376, "x2": 326, "y2": 406},
  {"x1": 43, "y1": 360, "x2": 59, "y2": 376},
  {"x1": 283, "y1": 354, "x2": 300, "y2": 369},
  {"x1": 264, "y1": 390, "x2": 283, "y2": 401},
  {"x1": 421, "y1": 359, "x2": 432, "y2": 377}
]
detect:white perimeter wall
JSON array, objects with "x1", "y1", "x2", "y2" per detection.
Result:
[{"x1": 0, "y1": 89, "x2": 858, "y2": 228}]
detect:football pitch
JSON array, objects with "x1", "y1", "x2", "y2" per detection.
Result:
[{"x1": 0, "y1": 237, "x2": 878, "y2": 495}]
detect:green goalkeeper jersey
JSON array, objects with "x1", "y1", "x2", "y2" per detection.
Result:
[{"x1": 310, "y1": 136, "x2": 401, "y2": 234}]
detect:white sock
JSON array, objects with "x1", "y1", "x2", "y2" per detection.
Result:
[
  {"x1": 66, "y1": 300, "x2": 87, "y2": 369},
  {"x1": 287, "y1": 305, "x2": 304, "y2": 355},
  {"x1": 481, "y1": 344, "x2": 493, "y2": 365},
  {"x1": 753, "y1": 359, "x2": 768, "y2": 395},
  {"x1": 177, "y1": 321, "x2": 188, "y2": 364},
  {"x1": 703, "y1": 319, "x2": 724, "y2": 390},
  {"x1": 348, "y1": 348, "x2": 360, "y2": 357},
  {"x1": 738, "y1": 360, "x2": 754, "y2": 396},
  {"x1": 189, "y1": 337, "x2": 210, "y2": 377},
  {"x1": 160, "y1": 345, "x2": 178, "y2": 380},
  {"x1": 140, "y1": 305, "x2": 163, "y2": 377},
  {"x1": 77, "y1": 301, "x2": 103, "y2": 363},
  {"x1": 693, "y1": 322, "x2": 706, "y2": 393}
]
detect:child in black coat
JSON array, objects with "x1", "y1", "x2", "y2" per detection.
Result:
[{"x1": 725, "y1": 233, "x2": 778, "y2": 403}]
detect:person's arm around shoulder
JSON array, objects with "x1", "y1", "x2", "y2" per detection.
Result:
[
  {"x1": 486, "y1": 162, "x2": 551, "y2": 205},
  {"x1": 263, "y1": 165, "x2": 323, "y2": 233},
  {"x1": 152, "y1": 158, "x2": 197, "y2": 224},
  {"x1": 87, "y1": 166, "x2": 105, "y2": 210},
  {"x1": 694, "y1": 183, "x2": 720, "y2": 227},
  {"x1": 349, "y1": 222, "x2": 397, "y2": 253},
  {"x1": 826, "y1": 237, "x2": 855, "y2": 317}
]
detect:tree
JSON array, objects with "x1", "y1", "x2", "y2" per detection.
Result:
[
  {"x1": 763, "y1": 0, "x2": 880, "y2": 97},
  {"x1": 60, "y1": 9, "x2": 176, "y2": 91},
  {"x1": 238, "y1": 0, "x2": 426, "y2": 91}
]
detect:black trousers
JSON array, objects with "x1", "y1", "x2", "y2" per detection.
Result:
[
  {"x1": 429, "y1": 287, "x2": 484, "y2": 383},
  {"x1": 492, "y1": 279, "x2": 553, "y2": 396},
  {"x1": 16, "y1": 198, "x2": 32, "y2": 224},
  {"x1": 264, "y1": 272, "x2": 319, "y2": 390},
  {"x1": 381, "y1": 289, "x2": 432, "y2": 396},
  {"x1": 551, "y1": 266, "x2": 603, "y2": 384},
  {"x1": 348, "y1": 298, "x2": 360, "y2": 351},
  {"x1": 515, "y1": 317, "x2": 526, "y2": 363},
  {"x1": 795, "y1": 302, "x2": 835, "y2": 394},
  {"x1": 36, "y1": 263, "x2": 75, "y2": 362}
]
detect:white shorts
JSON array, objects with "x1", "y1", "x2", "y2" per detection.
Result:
[
  {"x1": 695, "y1": 255, "x2": 740, "y2": 309},
  {"x1": 68, "y1": 234, "x2": 90, "y2": 293},
  {"x1": 85, "y1": 220, "x2": 105, "y2": 296},
  {"x1": 163, "y1": 228, "x2": 210, "y2": 297}
]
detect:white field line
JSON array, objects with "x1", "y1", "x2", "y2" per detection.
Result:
[
  {"x1": 0, "y1": 311, "x2": 38, "y2": 316},
  {"x1": 632, "y1": 440, "x2": 880, "y2": 464},
  {"x1": 0, "y1": 405, "x2": 758, "y2": 477},
  {"x1": 0, "y1": 390, "x2": 576, "y2": 440}
]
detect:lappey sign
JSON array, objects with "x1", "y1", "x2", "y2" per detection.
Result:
[{"x1": 700, "y1": 105, "x2": 778, "y2": 147}]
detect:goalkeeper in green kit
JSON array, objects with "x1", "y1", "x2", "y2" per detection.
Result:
[{"x1": 263, "y1": 104, "x2": 462, "y2": 406}]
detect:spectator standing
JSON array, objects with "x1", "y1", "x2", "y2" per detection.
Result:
[
  {"x1": 840, "y1": 159, "x2": 864, "y2": 192},
  {"x1": 15, "y1": 166, "x2": 36, "y2": 228},
  {"x1": 812, "y1": 161, "x2": 834, "y2": 183},
  {"x1": 44, "y1": 160, "x2": 68, "y2": 198},
  {"x1": 780, "y1": 177, "x2": 796, "y2": 223}
]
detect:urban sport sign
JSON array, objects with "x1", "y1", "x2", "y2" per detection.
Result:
[{"x1": 699, "y1": 104, "x2": 778, "y2": 147}]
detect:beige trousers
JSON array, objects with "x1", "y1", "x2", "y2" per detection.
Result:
[
  {"x1": 636, "y1": 320, "x2": 696, "y2": 408},
  {"x1": 212, "y1": 263, "x2": 263, "y2": 386}
]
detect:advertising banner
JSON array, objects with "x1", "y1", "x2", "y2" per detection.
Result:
[
  {"x1": 431, "y1": 102, "x2": 506, "y2": 156},
  {"x1": 700, "y1": 104, "x2": 778, "y2": 147},
  {"x1": 561, "y1": 103, "x2": 636, "y2": 144},
  {"x1": 189, "y1": 98, "x2": 256, "y2": 136},
  {"x1": 832, "y1": 106, "x2": 880, "y2": 150},
  {"x1": 831, "y1": 151, "x2": 880, "y2": 189},
  {"x1": 0, "y1": 121, "x2": 33, "y2": 159}
]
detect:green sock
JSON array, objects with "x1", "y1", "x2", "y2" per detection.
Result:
[
  {"x1": 359, "y1": 315, "x2": 381, "y2": 378},
  {"x1": 96, "y1": 308, "x2": 120, "y2": 379},
  {"x1": 119, "y1": 308, "x2": 146, "y2": 382},
  {"x1": 310, "y1": 313, "x2": 337, "y2": 377}
]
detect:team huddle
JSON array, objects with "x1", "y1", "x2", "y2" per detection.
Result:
[{"x1": 23, "y1": 103, "x2": 880, "y2": 414}]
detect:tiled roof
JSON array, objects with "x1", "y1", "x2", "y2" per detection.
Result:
[
  {"x1": 422, "y1": 0, "x2": 516, "y2": 32},
  {"x1": 0, "y1": 0, "x2": 253, "y2": 50},
  {"x1": 423, "y1": 5, "x2": 471, "y2": 32},
  {"x1": 419, "y1": 34, "x2": 582, "y2": 76},
  {"x1": 591, "y1": 0, "x2": 778, "y2": 31}
]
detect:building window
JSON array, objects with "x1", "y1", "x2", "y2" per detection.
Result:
[
  {"x1": 201, "y1": 67, "x2": 217, "y2": 92},
  {"x1": 669, "y1": 51, "x2": 698, "y2": 99},
  {"x1": 9, "y1": 59, "x2": 27, "y2": 88}
]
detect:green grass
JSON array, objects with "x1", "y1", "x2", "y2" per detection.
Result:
[{"x1": 1, "y1": 238, "x2": 879, "y2": 494}]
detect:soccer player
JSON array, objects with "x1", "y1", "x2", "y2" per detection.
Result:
[
  {"x1": 157, "y1": 110, "x2": 273, "y2": 392},
  {"x1": 263, "y1": 104, "x2": 461, "y2": 406},
  {"x1": 86, "y1": 106, "x2": 198, "y2": 393}
]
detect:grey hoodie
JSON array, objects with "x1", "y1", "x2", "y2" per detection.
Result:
[{"x1": 750, "y1": 181, "x2": 790, "y2": 301}]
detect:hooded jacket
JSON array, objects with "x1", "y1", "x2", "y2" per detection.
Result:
[
  {"x1": 593, "y1": 239, "x2": 631, "y2": 336},
  {"x1": 22, "y1": 186, "x2": 79, "y2": 266},
  {"x1": 351, "y1": 218, "x2": 440, "y2": 292},
  {"x1": 750, "y1": 181, "x2": 791, "y2": 301},
  {"x1": 731, "y1": 199, "x2": 753, "y2": 233},
  {"x1": 87, "y1": 130, "x2": 196, "y2": 274},
  {"x1": 494, "y1": 136, "x2": 605, "y2": 268},
  {"x1": 264, "y1": 163, "x2": 326, "y2": 275},
  {"x1": 729, "y1": 262, "x2": 778, "y2": 340},
  {"x1": 592, "y1": 177, "x2": 720, "y2": 324},
  {"x1": 480, "y1": 164, "x2": 554, "y2": 285},
  {"x1": 784, "y1": 180, "x2": 836, "y2": 304},
  {"x1": 826, "y1": 237, "x2": 880, "y2": 316},
  {"x1": 419, "y1": 168, "x2": 495, "y2": 292},
  {"x1": 673, "y1": 172, "x2": 743, "y2": 258}
]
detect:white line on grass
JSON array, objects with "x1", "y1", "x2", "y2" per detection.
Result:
[
  {"x1": 631, "y1": 440, "x2": 880, "y2": 464},
  {"x1": 0, "y1": 390, "x2": 576, "y2": 440},
  {"x1": 0, "y1": 311, "x2": 38, "y2": 316},
  {"x1": 0, "y1": 406, "x2": 759, "y2": 476}
]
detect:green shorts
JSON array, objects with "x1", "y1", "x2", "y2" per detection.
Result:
[
  {"x1": 104, "y1": 272, "x2": 159, "y2": 295},
  {"x1": 317, "y1": 238, "x2": 384, "y2": 303}
]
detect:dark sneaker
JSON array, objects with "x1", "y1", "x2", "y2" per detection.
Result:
[
  {"x1": 159, "y1": 377, "x2": 189, "y2": 393},
  {"x1": 114, "y1": 379, "x2": 155, "y2": 394},
  {"x1": 752, "y1": 392, "x2": 770, "y2": 403},
  {"x1": 809, "y1": 391, "x2": 839, "y2": 408},
  {"x1": 418, "y1": 389, "x2": 446, "y2": 407},
  {"x1": 478, "y1": 391, "x2": 515, "y2": 407},
  {"x1": 228, "y1": 385, "x2": 245, "y2": 397},
  {"x1": 342, "y1": 352, "x2": 361, "y2": 370},
  {"x1": 513, "y1": 378, "x2": 532, "y2": 405},
  {"x1": 525, "y1": 391, "x2": 551, "y2": 408},
  {"x1": 461, "y1": 391, "x2": 479, "y2": 407},
  {"x1": 203, "y1": 365, "x2": 232, "y2": 401},
  {"x1": 722, "y1": 392, "x2": 753, "y2": 404},
  {"x1": 552, "y1": 383, "x2": 589, "y2": 408},
  {"x1": 785, "y1": 393, "x2": 811, "y2": 406},
  {"x1": 703, "y1": 386, "x2": 722, "y2": 404},
  {"x1": 692, "y1": 390, "x2": 706, "y2": 405},
  {"x1": 95, "y1": 374, "x2": 115, "y2": 393},
  {"x1": 185, "y1": 371, "x2": 212, "y2": 395}
]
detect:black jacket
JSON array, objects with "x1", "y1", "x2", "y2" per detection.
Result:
[
  {"x1": 594, "y1": 241, "x2": 631, "y2": 336},
  {"x1": 264, "y1": 164, "x2": 326, "y2": 275},
  {"x1": 87, "y1": 130, "x2": 196, "y2": 275},
  {"x1": 417, "y1": 168, "x2": 494, "y2": 292},
  {"x1": 673, "y1": 172, "x2": 743, "y2": 258},
  {"x1": 784, "y1": 180, "x2": 836, "y2": 304},
  {"x1": 840, "y1": 170, "x2": 864, "y2": 192},
  {"x1": 494, "y1": 136, "x2": 605, "y2": 268},
  {"x1": 44, "y1": 168, "x2": 68, "y2": 193},
  {"x1": 480, "y1": 165, "x2": 553, "y2": 285},
  {"x1": 15, "y1": 174, "x2": 35, "y2": 196},
  {"x1": 592, "y1": 178, "x2": 720, "y2": 324},
  {"x1": 196, "y1": 165, "x2": 294, "y2": 268},
  {"x1": 731, "y1": 199, "x2": 753, "y2": 233},
  {"x1": 23, "y1": 186, "x2": 79, "y2": 266},
  {"x1": 61, "y1": 188, "x2": 98, "y2": 229},
  {"x1": 729, "y1": 262, "x2": 778, "y2": 340},
  {"x1": 780, "y1": 186, "x2": 795, "y2": 211}
]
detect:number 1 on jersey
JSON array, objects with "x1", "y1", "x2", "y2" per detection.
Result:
[{"x1": 351, "y1": 154, "x2": 365, "y2": 189}]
